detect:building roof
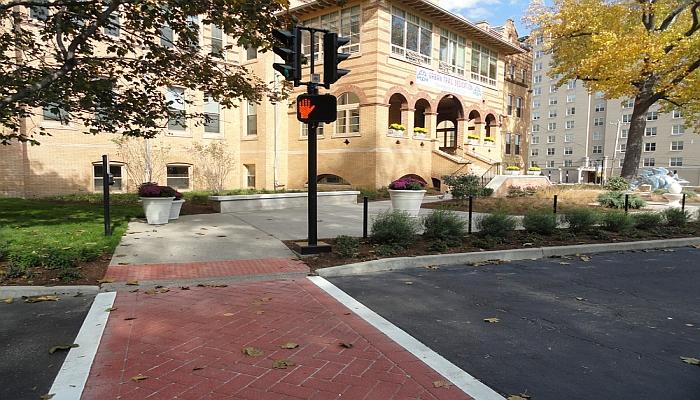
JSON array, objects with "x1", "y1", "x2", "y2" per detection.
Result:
[{"x1": 288, "y1": 0, "x2": 524, "y2": 55}]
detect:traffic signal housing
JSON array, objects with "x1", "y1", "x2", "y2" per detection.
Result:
[
  {"x1": 323, "y1": 32, "x2": 350, "y2": 89},
  {"x1": 272, "y1": 28, "x2": 301, "y2": 85}
]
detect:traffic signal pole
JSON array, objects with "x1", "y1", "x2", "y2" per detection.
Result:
[{"x1": 306, "y1": 30, "x2": 320, "y2": 250}]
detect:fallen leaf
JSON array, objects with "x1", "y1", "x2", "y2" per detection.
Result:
[
  {"x1": 124, "y1": 317, "x2": 137, "y2": 321},
  {"x1": 105, "y1": 307, "x2": 118, "y2": 312},
  {"x1": 681, "y1": 356, "x2": 700, "y2": 366},
  {"x1": 117, "y1": 262, "x2": 130, "y2": 265},
  {"x1": 404, "y1": 281, "x2": 414, "y2": 285},
  {"x1": 424, "y1": 265, "x2": 439, "y2": 270},
  {"x1": 272, "y1": 359, "x2": 295, "y2": 369},
  {"x1": 180, "y1": 286, "x2": 190, "y2": 290},
  {"x1": 200, "y1": 228, "x2": 208, "y2": 230},
  {"x1": 131, "y1": 374, "x2": 148, "y2": 382},
  {"x1": 471, "y1": 260, "x2": 501, "y2": 267},
  {"x1": 508, "y1": 395, "x2": 532, "y2": 400},
  {"x1": 432, "y1": 380, "x2": 452, "y2": 388},
  {"x1": 261, "y1": 297, "x2": 272, "y2": 302},
  {"x1": 223, "y1": 313, "x2": 235, "y2": 317},
  {"x1": 39, "y1": 394, "x2": 54, "y2": 400},
  {"x1": 129, "y1": 289, "x2": 139, "y2": 293},
  {"x1": 579, "y1": 255, "x2": 591, "y2": 262},
  {"x1": 24, "y1": 295, "x2": 59, "y2": 303},
  {"x1": 280, "y1": 342, "x2": 299, "y2": 349},
  {"x1": 97, "y1": 278, "x2": 115, "y2": 284},
  {"x1": 522, "y1": 242, "x2": 534, "y2": 247},
  {"x1": 216, "y1": 235, "x2": 227, "y2": 238},
  {"x1": 575, "y1": 297, "x2": 585, "y2": 301},
  {"x1": 559, "y1": 262, "x2": 571, "y2": 265},
  {"x1": 339, "y1": 342, "x2": 354, "y2": 349},
  {"x1": 662, "y1": 249, "x2": 675, "y2": 252},
  {"x1": 126, "y1": 280, "x2": 139, "y2": 286},
  {"x1": 483, "y1": 317, "x2": 500, "y2": 323},
  {"x1": 255, "y1": 311, "x2": 265, "y2": 315},
  {"x1": 192, "y1": 367, "x2": 205, "y2": 371},
  {"x1": 73, "y1": 293, "x2": 84, "y2": 297},
  {"x1": 692, "y1": 244, "x2": 700, "y2": 249},
  {"x1": 49, "y1": 344, "x2": 79, "y2": 354},
  {"x1": 195, "y1": 232, "x2": 205, "y2": 235},
  {"x1": 686, "y1": 323, "x2": 694, "y2": 327},
  {"x1": 3, "y1": 297, "x2": 13, "y2": 304},
  {"x1": 242, "y1": 347, "x2": 263, "y2": 357}
]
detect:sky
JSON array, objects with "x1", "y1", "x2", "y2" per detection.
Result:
[{"x1": 439, "y1": 0, "x2": 532, "y2": 36}]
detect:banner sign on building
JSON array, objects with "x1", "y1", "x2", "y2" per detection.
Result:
[{"x1": 415, "y1": 67, "x2": 483, "y2": 101}]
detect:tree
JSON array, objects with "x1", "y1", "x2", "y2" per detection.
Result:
[
  {"x1": 0, "y1": 0, "x2": 289, "y2": 145},
  {"x1": 527, "y1": 0, "x2": 700, "y2": 179},
  {"x1": 113, "y1": 136, "x2": 170, "y2": 189},
  {"x1": 190, "y1": 140, "x2": 235, "y2": 193}
]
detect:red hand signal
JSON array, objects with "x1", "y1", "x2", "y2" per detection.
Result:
[{"x1": 299, "y1": 98, "x2": 316, "y2": 119}]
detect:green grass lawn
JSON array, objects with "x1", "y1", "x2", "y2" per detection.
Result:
[{"x1": 0, "y1": 197, "x2": 142, "y2": 280}]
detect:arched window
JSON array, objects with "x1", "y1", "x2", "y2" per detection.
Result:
[
  {"x1": 336, "y1": 92, "x2": 360, "y2": 136},
  {"x1": 317, "y1": 174, "x2": 350, "y2": 185},
  {"x1": 414, "y1": 99, "x2": 430, "y2": 128},
  {"x1": 388, "y1": 93, "x2": 407, "y2": 126}
]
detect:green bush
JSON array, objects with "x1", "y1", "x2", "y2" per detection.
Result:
[
  {"x1": 359, "y1": 187, "x2": 389, "y2": 201},
  {"x1": 604, "y1": 176, "x2": 629, "y2": 191},
  {"x1": 477, "y1": 212, "x2": 516, "y2": 237},
  {"x1": 376, "y1": 244, "x2": 399, "y2": 257},
  {"x1": 370, "y1": 211, "x2": 418, "y2": 248},
  {"x1": 334, "y1": 235, "x2": 360, "y2": 258},
  {"x1": 601, "y1": 211, "x2": 634, "y2": 232},
  {"x1": 442, "y1": 174, "x2": 487, "y2": 199},
  {"x1": 663, "y1": 208, "x2": 690, "y2": 227},
  {"x1": 564, "y1": 208, "x2": 600, "y2": 234},
  {"x1": 507, "y1": 186, "x2": 538, "y2": 198},
  {"x1": 481, "y1": 187, "x2": 494, "y2": 197},
  {"x1": 422, "y1": 210, "x2": 466, "y2": 243},
  {"x1": 597, "y1": 191, "x2": 646, "y2": 209},
  {"x1": 633, "y1": 212, "x2": 662, "y2": 230},
  {"x1": 522, "y1": 210, "x2": 558, "y2": 235},
  {"x1": 429, "y1": 240, "x2": 450, "y2": 252}
]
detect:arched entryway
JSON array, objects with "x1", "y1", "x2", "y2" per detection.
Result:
[{"x1": 436, "y1": 95, "x2": 463, "y2": 153}]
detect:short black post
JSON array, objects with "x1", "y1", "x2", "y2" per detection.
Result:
[
  {"x1": 553, "y1": 194, "x2": 558, "y2": 214},
  {"x1": 468, "y1": 195, "x2": 473, "y2": 234},
  {"x1": 682, "y1": 193, "x2": 686, "y2": 212},
  {"x1": 102, "y1": 154, "x2": 111, "y2": 236},
  {"x1": 624, "y1": 193, "x2": 629, "y2": 214},
  {"x1": 362, "y1": 196, "x2": 368, "y2": 238}
]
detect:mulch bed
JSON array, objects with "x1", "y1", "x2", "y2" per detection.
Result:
[
  {"x1": 290, "y1": 224, "x2": 700, "y2": 272},
  {"x1": 0, "y1": 254, "x2": 111, "y2": 286}
]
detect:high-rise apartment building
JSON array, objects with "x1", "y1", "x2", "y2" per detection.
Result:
[{"x1": 529, "y1": 34, "x2": 700, "y2": 185}]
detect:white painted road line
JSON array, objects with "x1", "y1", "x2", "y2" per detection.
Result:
[
  {"x1": 308, "y1": 276, "x2": 506, "y2": 400},
  {"x1": 48, "y1": 291, "x2": 117, "y2": 400}
]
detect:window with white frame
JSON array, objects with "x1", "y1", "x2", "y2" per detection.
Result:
[
  {"x1": 531, "y1": 148, "x2": 539, "y2": 157},
  {"x1": 566, "y1": 106, "x2": 575, "y2": 116},
  {"x1": 670, "y1": 157, "x2": 683, "y2": 166},
  {"x1": 622, "y1": 99, "x2": 634, "y2": 108},
  {"x1": 535, "y1": 50, "x2": 544, "y2": 58},
  {"x1": 535, "y1": 35, "x2": 544, "y2": 45},
  {"x1": 593, "y1": 117, "x2": 604, "y2": 126},
  {"x1": 245, "y1": 46, "x2": 257, "y2": 60},
  {"x1": 336, "y1": 92, "x2": 360, "y2": 136},
  {"x1": 592, "y1": 131, "x2": 602, "y2": 141},
  {"x1": 621, "y1": 128, "x2": 628, "y2": 138},
  {"x1": 547, "y1": 135, "x2": 556, "y2": 143},
  {"x1": 534, "y1": 75, "x2": 543, "y2": 84},
  {"x1": 547, "y1": 147, "x2": 555, "y2": 156},
  {"x1": 644, "y1": 126, "x2": 657, "y2": 136},
  {"x1": 622, "y1": 114, "x2": 632, "y2": 123},
  {"x1": 244, "y1": 164, "x2": 256, "y2": 188},
  {"x1": 592, "y1": 145, "x2": 602, "y2": 154},
  {"x1": 564, "y1": 159, "x2": 573, "y2": 167},
  {"x1": 644, "y1": 142, "x2": 656, "y2": 152},
  {"x1": 533, "y1": 87, "x2": 542, "y2": 95},
  {"x1": 530, "y1": 160, "x2": 539, "y2": 168},
  {"x1": 595, "y1": 91, "x2": 605, "y2": 98},
  {"x1": 547, "y1": 160, "x2": 555, "y2": 168},
  {"x1": 548, "y1": 122, "x2": 556, "y2": 131},
  {"x1": 531, "y1": 136, "x2": 540, "y2": 144},
  {"x1": 93, "y1": 163, "x2": 123, "y2": 192},
  {"x1": 185, "y1": 15, "x2": 200, "y2": 49},
  {"x1": 104, "y1": 8, "x2": 120, "y2": 37},
  {"x1": 534, "y1": 62, "x2": 542, "y2": 71},
  {"x1": 391, "y1": 7, "x2": 432, "y2": 65},
  {"x1": 507, "y1": 63, "x2": 515, "y2": 79},
  {"x1": 617, "y1": 143, "x2": 626, "y2": 153},
  {"x1": 505, "y1": 133, "x2": 511, "y2": 154},
  {"x1": 594, "y1": 103, "x2": 605, "y2": 112},
  {"x1": 567, "y1": 80, "x2": 576, "y2": 89},
  {"x1": 532, "y1": 112, "x2": 540, "y2": 120},
  {"x1": 671, "y1": 141, "x2": 684, "y2": 151},
  {"x1": 566, "y1": 94, "x2": 576, "y2": 103},
  {"x1": 507, "y1": 95, "x2": 513, "y2": 115},
  {"x1": 160, "y1": 24, "x2": 174, "y2": 48},
  {"x1": 306, "y1": 6, "x2": 361, "y2": 56},
  {"x1": 302, "y1": 123, "x2": 325, "y2": 137},
  {"x1": 246, "y1": 101, "x2": 257, "y2": 136},
  {"x1": 42, "y1": 103, "x2": 70, "y2": 125},
  {"x1": 514, "y1": 134, "x2": 521, "y2": 154},
  {"x1": 564, "y1": 133, "x2": 574, "y2": 143},
  {"x1": 166, "y1": 164, "x2": 191, "y2": 189},
  {"x1": 564, "y1": 147, "x2": 573, "y2": 155},
  {"x1": 643, "y1": 157, "x2": 655, "y2": 167},
  {"x1": 672, "y1": 110, "x2": 682, "y2": 119},
  {"x1": 533, "y1": 99, "x2": 541, "y2": 108},
  {"x1": 204, "y1": 94, "x2": 221, "y2": 134},
  {"x1": 522, "y1": 68, "x2": 528, "y2": 83},
  {"x1": 565, "y1": 120, "x2": 574, "y2": 129},
  {"x1": 471, "y1": 43, "x2": 498, "y2": 86},
  {"x1": 672, "y1": 124, "x2": 685, "y2": 135},
  {"x1": 646, "y1": 111, "x2": 658, "y2": 121},
  {"x1": 439, "y1": 29, "x2": 466, "y2": 75},
  {"x1": 516, "y1": 97, "x2": 522, "y2": 117},
  {"x1": 618, "y1": 159, "x2": 624, "y2": 167},
  {"x1": 209, "y1": 25, "x2": 224, "y2": 57},
  {"x1": 166, "y1": 87, "x2": 186, "y2": 131},
  {"x1": 548, "y1": 109, "x2": 557, "y2": 118},
  {"x1": 549, "y1": 84, "x2": 557, "y2": 93},
  {"x1": 549, "y1": 97, "x2": 558, "y2": 105},
  {"x1": 532, "y1": 124, "x2": 540, "y2": 132}
]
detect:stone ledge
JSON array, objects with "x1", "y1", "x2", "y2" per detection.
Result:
[{"x1": 211, "y1": 191, "x2": 360, "y2": 212}]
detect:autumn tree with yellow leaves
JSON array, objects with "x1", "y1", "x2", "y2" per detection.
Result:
[{"x1": 527, "y1": 0, "x2": 700, "y2": 179}]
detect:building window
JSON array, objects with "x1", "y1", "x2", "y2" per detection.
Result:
[
  {"x1": 246, "y1": 46, "x2": 257, "y2": 60},
  {"x1": 93, "y1": 163, "x2": 123, "y2": 192},
  {"x1": 166, "y1": 165, "x2": 190, "y2": 189},
  {"x1": 622, "y1": 114, "x2": 632, "y2": 123},
  {"x1": 618, "y1": 159, "x2": 624, "y2": 167},
  {"x1": 439, "y1": 29, "x2": 466, "y2": 75},
  {"x1": 621, "y1": 128, "x2": 628, "y2": 138},
  {"x1": 42, "y1": 103, "x2": 69, "y2": 124},
  {"x1": 670, "y1": 157, "x2": 683, "y2": 167},
  {"x1": 534, "y1": 62, "x2": 542, "y2": 71},
  {"x1": 210, "y1": 24, "x2": 224, "y2": 56},
  {"x1": 204, "y1": 94, "x2": 221, "y2": 134},
  {"x1": 564, "y1": 147, "x2": 573, "y2": 155},
  {"x1": 30, "y1": 0, "x2": 49, "y2": 21},
  {"x1": 567, "y1": 80, "x2": 576, "y2": 89},
  {"x1": 532, "y1": 124, "x2": 540, "y2": 132},
  {"x1": 246, "y1": 101, "x2": 257, "y2": 136},
  {"x1": 566, "y1": 94, "x2": 576, "y2": 103},
  {"x1": 593, "y1": 145, "x2": 603, "y2": 154},
  {"x1": 547, "y1": 148, "x2": 555, "y2": 156},
  {"x1": 535, "y1": 35, "x2": 544, "y2": 45},
  {"x1": 549, "y1": 85, "x2": 557, "y2": 93},
  {"x1": 548, "y1": 122, "x2": 556, "y2": 131},
  {"x1": 391, "y1": 7, "x2": 432, "y2": 65},
  {"x1": 532, "y1": 112, "x2": 540, "y2": 121},
  {"x1": 595, "y1": 91, "x2": 605, "y2": 98},
  {"x1": 617, "y1": 143, "x2": 626, "y2": 153},
  {"x1": 533, "y1": 87, "x2": 542, "y2": 96},
  {"x1": 643, "y1": 157, "x2": 655, "y2": 167},
  {"x1": 548, "y1": 109, "x2": 557, "y2": 118},
  {"x1": 546, "y1": 160, "x2": 555, "y2": 168},
  {"x1": 548, "y1": 97, "x2": 558, "y2": 106},
  {"x1": 622, "y1": 99, "x2": 634, "y2": 108},
  {"x1": 594, "y1": 103, "x2": 605, "y2": 112},
  {"x1": 522, "y1": 68, "x2": 528, "y2": 83},
  {"x1": 672, "y1": 124, "x2": 685, "y2": 135},
  {"x1": 672, "y1": 110, "x2": 682, "y2": 119},
  {"x1": 531, "y1": 136, "x2": 540, "y2": 144},
  {"x1": 671, "y1": 141, "x2": 684, "y2": 151},
  {"x1": 514, "y1": 134, "x2": 521, "y2": 155},
  {"x1": 471, "y1": 43, "x2": 498, "y2": 86},
  {"x1": 336, "y1": 92, "x2": 360, "y2": 136},
  {"x1": 516, "y1": 97, "x2": 523, "y2": 118},
  {"x1": 505, "y1": 134, "x2": 511, "y2": 154},
  {"x1": 302, "y1": 123, "x2": 325, "y2": 137},
  {"x1": 534, "y1": 50, "x2": 544, "y2": 58},
  {"x1": 644, "y1": 126, "x2": 657, "y2": 136},
  {"x1": 244, "y1": 164, "x2": 256, "y2": 188},
  {"x1": 530, "y1": 160, "x2": 539, "y2": 168},
  {"x1": 533, "y1": 99, "x2": 541, "y2": 108},
  {"x1": 564, "y1": 159, "x2": 573, "y2": 167},
  {"x1": 185, "y1": 15, "x2": 200, "y2": 49},
  {"x1": 566, "y1": 106, "x2": 575, "y2": 116},
  {"x1": 565, "y1": 120, "x2": 575, "y2": 129},
  {"x1": 166, "y1": 87, "x2": 186, "y2": 131},
  {"x1": 531, "y1": 148, "x2": 539, "y2": 157},
  {"x1": 160, "y1": 24, "x2": 174, "y2": 48},
  {"x1": 646, "y1": 111, "x2": 658, "y2": 121},
  {"x1": 592, "y1": 131, "x2": 602, "y2": 141},
  {"x1": 593, "y1": 117, "x2": 604, "y2": 126},
  {"x1": 564, "y1": 133, "x2": 574, "y2": 143},
  {"x1": 534, "y1": 75, "x2": 542, "y2": 84},
  {"x1": 547, "y1": 135, "x2": 556, "y2": 143},
  {"x1": 104, "y1": 9, "x2": 120, "y2": 37},
  {"x1": 644, "y1": 142, "x2": 656, "y2": 152},
  {"x1": 306, "y1": 6, "x2": 360, "y2": 54},
  {"x1": 507, "y1": 95, "x2": 513, "y2": 115}
]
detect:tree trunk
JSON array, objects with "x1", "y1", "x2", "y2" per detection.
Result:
[{"x1": 620, "y1": 93, "x2": 654, "y2": 180}]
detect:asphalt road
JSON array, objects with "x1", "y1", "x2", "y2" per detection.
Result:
[
  {"x1": 329, "y1": 248, "x2": 700, "y2": 400},
  {"x1": 0, "y1": 293, "x2": 95, "y2": 400}
]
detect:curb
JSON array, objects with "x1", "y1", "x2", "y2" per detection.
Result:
[
  {"x1": 99, "y1": 271, "x2": 310, "y2": 291},
  {"x1": 316, "y1": 237, "x2": 700, "y2": 277},
  {"x1": 0, "y1": 285, "x2": 100, "y2": 298}
]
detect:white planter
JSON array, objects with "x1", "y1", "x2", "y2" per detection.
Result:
[
  {"x1": 389, "y1": 189, "x2": 426, "y2": 216},
  {"x1": 140, "y1": 197, "x2": 174, "y2": 225},
  {"x1": 527, "y1": 170, "x2": 542, "y2": 176},
  {"x1": 504, "y1": 170, "x2": 521, "y2": 176},
  {"x1": 169, "y1": 199, "x2": 186, "y2": 220},
  {"x1": 466, "y1": 138, "x2": 479, "y2": 145},
  {"x1": 388, "y1": 128, "x2": 405, "y2": 137},
  {"x1": 484, "y1": 140, "x2": 495, "y2": 146}
]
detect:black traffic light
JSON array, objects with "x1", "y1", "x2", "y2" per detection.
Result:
[
  {"x1": 323, "y1": 32, "x2": 350, "y2": 88},
  {"x1": 272, "y1": 28, "x2": 301, "y2": 84}
]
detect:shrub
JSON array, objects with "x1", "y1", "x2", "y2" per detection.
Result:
[
  {"x1": 429, "y1": 240, "x2": 450, "y2": 252},
  {"x1": 422, "y1": 210, "x2": 466, "y2": 243},
  {"x1": 633, "y1": 212, "x2": 662, "y2": 230},
  {"x1": 370, "y1": 211, "x2": 418, "y2": 248},
  {"x1": 507, "y1": 186, "x2": 537, "y2": 198},
  {"x1": 564, "y1": 208, "x2": 599, "y2": 234},
  {"x1": 597, "y1": 191, "x2": 646, "y2": 209},
  {"x1": 522, "y1": 210, "x2": 558, "y2": 235},
  {"x1": 376, "y1": 244, "x2": 399, "y2": 257},
  {"x1": 481, "y1": 187, "x2": 494, "y2": 197},
  {"x1": 477, "y1": 212, "x2": 516, "y2": 237},
  {"x1": 663, "y1": 208, "x2": 690, "y2": 227},
  {"x1": 604, "y1": 176, "x2": 629, "y2": 191},
  {"x1": 601, "y1": 211, "x2": 634, "y2": 232},
  {"x1": 442, "y1": 174, "x2": 488, "y2": 199},
  {"x1": 334, "y1": 235, "x2": 360, "y2": 258},
  {"x1": 359, "y1": 187, "x2": 389, "y2": 201}
]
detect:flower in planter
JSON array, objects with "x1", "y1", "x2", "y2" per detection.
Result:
[
  {"x1": 138, "y1": 182, "x2": 165, "y2": 197},
  {"x1": 389, "y1": 123, "x2": 406, "y2": 131},
  {"x1": 483, "y1": 136, "x2": 495, "y2": 142},
  {"x1": 528, "y1": 166, "x2": 542, "y2": 171},
  {"x1": 160, "y1": 185, "x2": 183, "y2": 199},
  {"x1": 389, "y1": 177, "x2": 425, "y2": 190},
  {"x1": 413, "y1": 127, "x2": 428, "y2": 134},
  {"x1": 505, "y1": 166, "x2": 521, "y2": 171},
  {"x1": 467, "y1": 134, "x2": 480, "y2": 141}
]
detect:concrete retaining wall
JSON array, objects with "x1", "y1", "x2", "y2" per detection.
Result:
[{"x1": 211, "y1": 191, "x2": 360, "y2": 213}]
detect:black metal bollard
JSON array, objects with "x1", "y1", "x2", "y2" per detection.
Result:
[
  {"x1": 362, "y1": 196, "x2": 369, "y2": 238},
  {"x1": 553, "y1": 194, "x2": 558, "y2": 214},
  {"x1": 682, "y1": 193, "x2": 686, "y2": 212},
  {"x1": 624, "y1": 194, "x2": 629, "y2": 214},
  {"x1": 468, "y1": 195, "x2": 473, "y2": 234}
]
